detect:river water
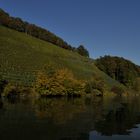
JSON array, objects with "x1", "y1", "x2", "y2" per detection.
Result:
[{"x1": 0, "y1": 95, "x2": 140, "y2": 140}]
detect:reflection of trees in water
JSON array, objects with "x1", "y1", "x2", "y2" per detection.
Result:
[
  {"x1": 1, "y1": 95, "x2": 140, "y2": 139},
  {"x1": 34, "y1": 97, "x2": 104, "y2": 123},
  {"x1": 60, "y1": 133, "x2": 89, "y2": 140},
  {"x1": 94, "y1": 96, "x2": 140, "y2": 136},
  {"x1": 34, "y1": 98, "x2": 86, "y2": 124},
  {"x1": 7, "y1": 97, "x2": 20, "y2": 104},
  {"x1": 0, "y1": 99, "x2": 3, "y2": 109},
  {"x1": 33, "y1": 97, "x2": 104, "y2": 140}
]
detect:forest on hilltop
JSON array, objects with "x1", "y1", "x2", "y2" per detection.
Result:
[{"x1": 95, "y1": 55, "x2": 140, "y2": 88}]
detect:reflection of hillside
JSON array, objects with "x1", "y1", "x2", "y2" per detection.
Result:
[
  {"x1": 0, "y1": 99, "x2": 3, "y2": 109},
  {"x1": 34, "y1": 98, "x2": 87, "y2": 124},
  {"x1": 33, "y1": 97, "x2": 104, "y2": 140},
  {"x1": 94, "y1": 96, "x2": 140, "y2": 136},
  {"x1": 33, "y1": 97, "x2": 140, "y2": 139},
  {"x1": 0, "y1": 96, "x2": 140, "y2": 140}
]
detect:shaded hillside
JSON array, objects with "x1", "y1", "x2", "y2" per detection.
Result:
[
  {"x1": 95, "y1": 55, "x2": 140, "y2": 87},
  {"x1": 0, "y1": 26, "x2": 118, "y2": 87}
]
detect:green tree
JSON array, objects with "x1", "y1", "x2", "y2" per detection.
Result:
[
  {"x1": 96, "y1": 55, "x2": 140, "y2": 87},
  {"x1": 77, "y1": 45, "x2": 89, "y2": 57},
  {"x1": 85, "y1": 76, "x2": 107, "y2": 96},
  {"x1": 133, "y1": 78, "x2": 140, "y2": 92}
]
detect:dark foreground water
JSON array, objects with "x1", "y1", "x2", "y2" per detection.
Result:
[{"x1": 0, "y1": 95, "x2": 140, "y2": 140}]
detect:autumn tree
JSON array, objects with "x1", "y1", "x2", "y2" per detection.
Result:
[
  {"x1": 35, "y1": 68, "x2": 85, "y2": 97},
  {"x1": 0, "y1": 8, "x2": 10, "y2": 26}
]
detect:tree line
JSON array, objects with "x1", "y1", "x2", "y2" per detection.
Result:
[
  {"x1": 0, "y1": 8, "x2": 89, "y2": 57},
  {"x1": 95, "y1": 55, "x2": 140, "y2": 87}
]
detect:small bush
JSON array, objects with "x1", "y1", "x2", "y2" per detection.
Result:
[
  {"x1": 92, "y1": 89, "x2": 103, "y2": 96},
  {"x1": 0, "y1": 79, "x2": 8, "y2": 94},
  {"x1": 111, "y1": 85, "x2": 125, "y2": 96},
  {"x1": 2, "y1": 83, "x2": 31, "y2": 98},
  {"x1": 3, "y1": 83, "x2": 20, "y2": 98},
  {"x1": 133, "y1": 78, "x2": 140, "y2": 92},
  {"x1": 85, "y1": 76, "x2": 107, "y2": 95},
  {"x1": 85, "y1": 82, "x2": 92, "y2": 94}
]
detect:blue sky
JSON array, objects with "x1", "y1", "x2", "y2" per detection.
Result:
[{"x1": 0, "y1": 0, "x2": 140, "y2": 65}]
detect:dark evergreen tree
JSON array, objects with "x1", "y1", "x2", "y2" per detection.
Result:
[{"x1": 77, "y1": 45, "x2": 89, "y2": 57}]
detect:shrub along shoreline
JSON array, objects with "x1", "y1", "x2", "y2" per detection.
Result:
[
  {"x1": 0, "y1": 66, "x2": 109, "y2": 98},
  {"x1": 1, "y1": 66, "x2": 136, "y2": 99}
]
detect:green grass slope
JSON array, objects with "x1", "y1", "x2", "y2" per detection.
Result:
[{"x1": 0, "y1": 26, "x2": 119, "y2": 86}]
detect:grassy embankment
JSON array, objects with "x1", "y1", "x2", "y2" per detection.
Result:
[{"x1": 0, "y1": 26, "x2": 120, "y2": 94}]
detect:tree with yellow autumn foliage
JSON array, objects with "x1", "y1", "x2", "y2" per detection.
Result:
[{"x1": 34, "y1": 68, "x2": 85, "y2": 97}]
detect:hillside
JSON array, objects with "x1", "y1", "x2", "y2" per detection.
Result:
[
  {"x1": 0, "y1": 26, "x2": 119, "y2": 87},
  {"x1": 0, "y1": 8, "x2": 89, "y2": 57}
]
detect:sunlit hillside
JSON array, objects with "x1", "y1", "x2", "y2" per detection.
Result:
[{"x1": 0, "y1": 26, "x2": 119, "y2": 86}]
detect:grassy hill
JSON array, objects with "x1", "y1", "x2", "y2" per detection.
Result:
[{"x1": 0, "y1": 26, "x2": 119, "y2": 87}]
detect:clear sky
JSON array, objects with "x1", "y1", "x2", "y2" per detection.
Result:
[{"x1": 0, "y1": 0, "x2": 140, "y2": 65}]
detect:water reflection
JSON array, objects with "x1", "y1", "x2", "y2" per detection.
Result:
[
  {"x1": 0, "y1": 99, "x2": 3, "y2": 109},
  {"x1": 90, "y1": 124, "x2": 140, "y2": 140},
  {"x1": 0, "y1": 95, "x2": 140, "y2": 140},
  {"x1": 34, "y1": 98, "x2": 86, "y2": 124},
  {"x1": 96, "y1": 97, "x2": 140, "y2": 135}
]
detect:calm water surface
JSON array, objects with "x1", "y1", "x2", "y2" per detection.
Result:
[{"x1": 0, "y1": 96, "x2": 140, "y2": 140}]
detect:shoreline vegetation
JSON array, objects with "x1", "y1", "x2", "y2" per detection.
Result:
[
  {"x1": 0, "y1": 65, "x2": 139, "y2": 99},
  {"x1": 0, "y1": 78, "x2": 139, "y2": 100}
]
